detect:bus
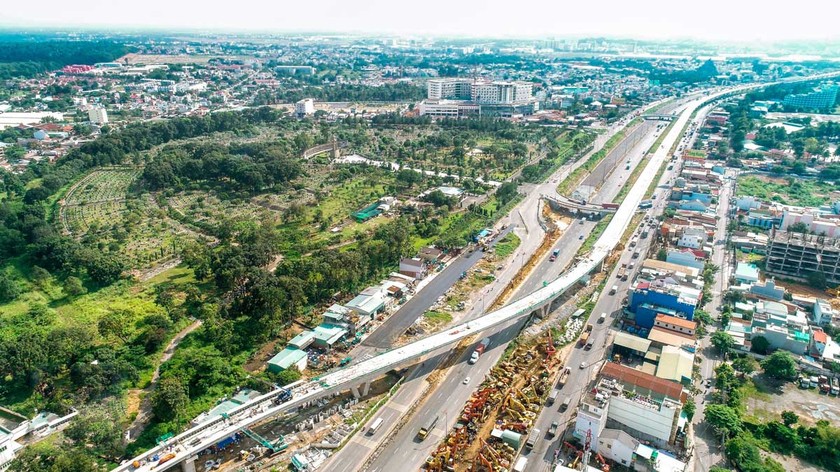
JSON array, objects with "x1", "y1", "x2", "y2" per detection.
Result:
[{"x1": 367, "y1": 417, "x2": 384, "y2": 435}]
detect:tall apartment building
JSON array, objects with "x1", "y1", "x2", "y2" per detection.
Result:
[
  {"x1": 295, "y1": 98, "x2": 315, "y2": 118},
  {"x1": 783, "y1": 83, "x2": 839, "y2": 111},
  {"x1": 426, "y1": 78, "x2": 533, "y2": 104},
  {"x1": 575, "y1": 363, "x2": 686, "y2": 449},
  {"x1": 766, "y1": 231, "x2": 840, "y2": 286},
  {"x1": 88, "y1": 106, "x2": 108, "y2": 125},
  {"x1": 427, "y1": 78, "x2": 472, "y2": 100}
]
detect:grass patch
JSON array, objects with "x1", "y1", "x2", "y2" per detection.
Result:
[
  {"x1": 494, "y1": 233, "x2": 521, "y2": 258},
  {"x1": 578, "y1": 215, "x2": 613, "y2": 255},
  {"x1": 736, "y1": 175, "x2": 833, "y2": 207},
  {"x1": 423, "y1": 310, "x2": 453, "y2": 327}
]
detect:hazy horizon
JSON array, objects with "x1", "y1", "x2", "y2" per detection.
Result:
[{"x1": 4, "y1": 0, "x2": 840, "y2": 43}]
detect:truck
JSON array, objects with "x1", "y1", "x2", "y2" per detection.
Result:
[
  {"x1": 820, "y1": 376, "x2": 831, "y2": 394},
  {"x1": 417, "y1": 415, "x2": 439, "y2": 440},
  {"x1": 560, "y1": 396, "x2": 571, "y2": 411},
  {"x1": 557, "y1": 367, "x2": 570, "y2": 388},
  {"x1": 578, "y1": 324, "x2": 593, "y2": 347},
  {"x1": 514, "y1": 457, "x2": 528, "y2": 472},
  {"x1": 617, "y1": 263, "x2": 628, "y2": 281},
  {"x1": 547, "y1": 421, "x2": 559, "y2": 438},
  {"x1": 469, "y1": 337, "x2": 490, "y2": 364},
  {"x1": 832, "y1": 377, "x2": 840, "y2": 396},
  {"x1": 525, "y1": 428, "x2": 540, "y2": 450},
  {"x1": 601, "y1": 202, "x2": 620, "y2": 210},
  {"x1": 547, "y1": 389, "x2": 559, "y2": 406},
  {"x1": 639, "y1": 199, "x2": 653, "y2": 209},
  {"x1": 609, "y1": 284, "x2": 618, "y2": 295}
]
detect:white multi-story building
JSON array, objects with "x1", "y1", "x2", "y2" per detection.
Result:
[
  {"x1": 417, "y1": 100, "x2": 480, "y2": 118},
  {"x1": 427, "y1": 78, "x2": 472, "y2": 100},
  {"x1": 575, "y1": 363, "x2": 686, "y2": 449},
  {"x1": 427, "y1": 78, "x2": 533, "y2": 105},
  {"x1": 295, "y1": 98, "x2": 315, "y2": 118},
  {"x1": 88, "y1": 106, "x2": 108, "y2": 124}
]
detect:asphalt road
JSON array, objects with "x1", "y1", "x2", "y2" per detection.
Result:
[{"x1": 358, "y1": 226, "x2": 514, "y2": 351}]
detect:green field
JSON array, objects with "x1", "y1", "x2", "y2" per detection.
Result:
[{"x1": 737, "y1": 175, "x2": 833, "y2": 207}]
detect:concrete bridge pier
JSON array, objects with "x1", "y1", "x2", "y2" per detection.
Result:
[
  {"x1": 351, "y1": 381, "x2": 371, "y2": 399},
  {"x1": 180, "y1": 456, "x2": 197, "y2": 472}
]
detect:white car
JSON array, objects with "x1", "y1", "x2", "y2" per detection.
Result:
[
  {"x1": 463, "y1": 377, "x2": 471, "y2": 384},
  {"x1": 579, "y1": 362, "x2": 587, "y2": 369}
]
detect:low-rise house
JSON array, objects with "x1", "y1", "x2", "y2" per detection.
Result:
[
  {"x1": 399, "y1": 257, "x2": 426, "y2": 279},
  {"x1": 268, "y1": 348, "x2": 308, "y2": 373}
]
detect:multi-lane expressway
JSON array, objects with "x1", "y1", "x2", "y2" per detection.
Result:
[{"x1": 114, "y1": 73, "x2": 840, "y2": 472}]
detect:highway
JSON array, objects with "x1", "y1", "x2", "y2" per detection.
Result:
[
  {"x1": 522, "y1": 105, "x2": 700, "y2": 472},
  {"x1": 359, "y1": 103, "x2": 679, "y2": 472},
  {"x1": 114, "y1": 75, "x2": 840, "y2": 472}
]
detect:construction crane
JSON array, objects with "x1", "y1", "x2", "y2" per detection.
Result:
[
  {"x1": 240, "y1": 427, "x2": 288, "y2": 454},
  {"x1": 583, "y1": 429, "x2": 593, "y2": 470}
]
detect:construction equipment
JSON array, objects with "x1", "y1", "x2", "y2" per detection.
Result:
[
  {"x1": 545, "y1": 331, "x2": 556, "y2": 358},
  {"x1": 239, "y1": 427, "x2": 288, "y2": 454},
  {"x1": 595, "y1": 452, "x2": 611, "y2": 471}
]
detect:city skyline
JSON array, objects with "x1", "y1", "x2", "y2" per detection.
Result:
[{"x1": 4, "y1": 0, "x2": 840, "y2": 42}]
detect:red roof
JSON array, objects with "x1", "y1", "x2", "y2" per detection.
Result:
[
  {"x1": 601, "y1": 362, "x2": 685, "y2": 401},
  {"x1": 813, "y1": 330, "x2": 828, "y2": 344},
  {"x1": 655, "y1": 314, "x2": 697, "y2": 331}
]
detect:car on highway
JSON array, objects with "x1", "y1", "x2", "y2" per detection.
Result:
[
  {"x1": 579, "y1": 362, "x2": 587, "y2": 369},
  {"x1": 463, "y1": 377, "x2": 471, "y2": 384},
  {"x1": 578, "y1": 235, "x2": 584, "y2": 240}
]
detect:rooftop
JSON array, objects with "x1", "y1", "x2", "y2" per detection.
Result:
[
  {"x1": 601, "y1": 362, "x2": 685, "y2": 401},
  {"x1": 655, "y1": 313, "x2": 697, "y2": 331}
]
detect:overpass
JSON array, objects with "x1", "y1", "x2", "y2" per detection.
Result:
[
  {"x1": 114, "y1": 74, "x2": 840, "y2": 472},
  {"x1": 541, "y1": 193, "x2": 618, "y2": 215}
]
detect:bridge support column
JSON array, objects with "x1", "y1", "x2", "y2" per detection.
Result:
[
  {"x1": 351, "y1": 385, "x2": 361, "y2": 399},
  {"x1": 181, "y1": 456, "x2": 197, "y2": 472},
  {"x1": 361, "y1": 381, "x2": 370, "y2": 397}
]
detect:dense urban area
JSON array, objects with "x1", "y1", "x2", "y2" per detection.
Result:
[{"x1": 1, "y1": 28, "x2": 840, "y2": 472}]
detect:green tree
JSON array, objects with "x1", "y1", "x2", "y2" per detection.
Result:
[
  {"x1": 781, "y1": 410, "x2": 799, "y2": 427},
  {"x1": 761, "y1": 351, "x2": 798, "y2": 380},
  {"x1": 63, "y1": 399, "x2": 125, "y2": 460},
  {"x1": 711, "y1": 331, "x2": 735, "y2": 355},
  {"x1": 152, "y1": 376, "x2": 189, "y2": 421},
  {"x1": 657, "y1": 248, "x2": 667, "y2": 261},
  {"x1": 97, "y1": 310, "x2": 132, "y2": 344},
  {"x1": 273, "y1": 366, "x2": 302, "y2": 386},
  {"x1": 705, "y1": 404, "x2": 743, "y2": 437},
  {"x1": 0, "y1": 272, "x2": 21, "y2": 302},
  {"x1": 62, "y1": 276, "x2": 87, "y2": 297},
  {"x1": 732, "y1": 356, "x2": 759, "y2": 375},
  {"x1": 750, "y1": 335, "x2": 770, "y2": 355},
  {"x1": 684, "y1": 397, "x2": 696, "y2": 421},
  {"x1": 808, "y1": 271, "x2": 827, "y2": 290}
]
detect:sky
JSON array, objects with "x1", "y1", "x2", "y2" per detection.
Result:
[{"x1": 4, "y1": 0, "x2": 839, "y2": 42}]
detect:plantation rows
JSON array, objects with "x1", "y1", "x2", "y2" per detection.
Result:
[{"x1": 59, "y1": 168, "x2": 200, "y2": 269}]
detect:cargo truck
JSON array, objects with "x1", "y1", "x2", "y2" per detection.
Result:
[
  {"x1": 525, "y1": 428, "x2": 540, "y2": 450},
  {"x1": 578, "y1": 324, "x2": 593, "y2": 347},
  {"x1": 417, "y1": 415, "x2": 439, "y2": 440},
  {"x1": 832, "y1": 377, "x2": 839, "y2": 396},
  {"x1": 617, "y1": 263, "x2": 628, "y2": 281},
  {"x1": 557, "y1": 367, "x2": 570, "y2": 388},
  {"x1": 469, "y1": 337, "x2": 490, "y2": 364},
  {"x1": 609, "y1": 284, "x2": 618, "y2": 295}
]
